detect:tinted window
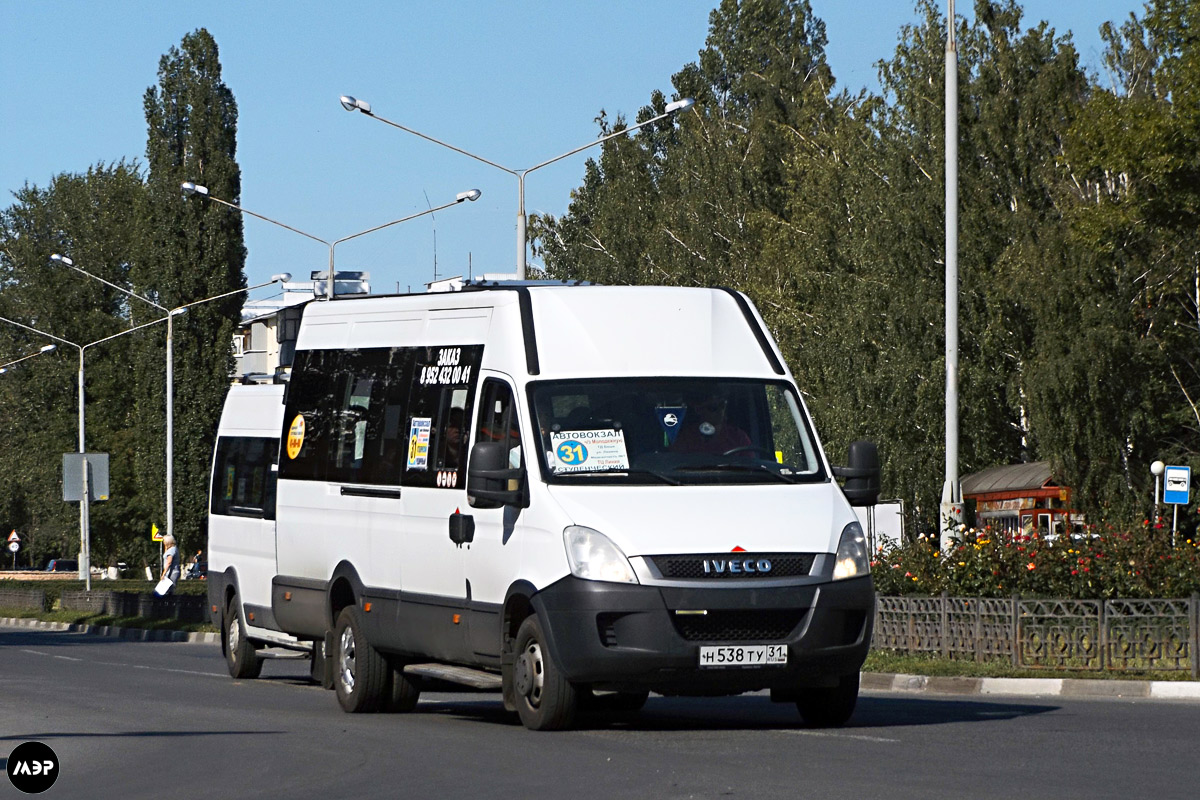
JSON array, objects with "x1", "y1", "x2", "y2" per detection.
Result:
[
  {"x1": 327, "y1": 349, "x2": 412, "y2": 485},
  {"x1": 477, "y1": 379, "x2": 522, "y2": 468},
  {"x1": 402, "y1": 345, "x2": 482, "y2": 489},
  {"x1": 279, "y1": 349, "x2": 338, "y2": 481},
  {"x1": 211, "y1": 436, "x2": 279, "y2": 519},
  {"x1": 282, "y1": 344, "x2": 482, "y2": 489}
]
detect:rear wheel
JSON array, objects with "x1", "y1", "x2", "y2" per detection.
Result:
[
  {"x1": 795, "y1": 673, "x2": 859, "y2": 727},
  {"x1": 512, "y1": 615, "x2": 577, "y2": 731},
  {"x1": 333, "y1": 605, "x2": 389, "y2": 713},
  {"x1": 224, "y1": 596, "x2": 262, "y2": 679}
]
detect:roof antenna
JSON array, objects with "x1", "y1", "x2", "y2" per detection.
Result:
[{"x1": 423, "y1": 189, "x2": 438, "y2": 283}]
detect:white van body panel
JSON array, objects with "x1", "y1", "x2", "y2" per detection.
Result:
[
  {"x1": 208, "y1": 382, "x2": 299, "y2": 647},
  {"x1": 543, "y1": 483, "x2": 849, "y2": 558}
]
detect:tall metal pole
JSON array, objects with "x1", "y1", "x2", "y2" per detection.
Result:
[
  {"x1": 166, "y1": 314, "x2": 174, "y2": 542},
  {"x1": 940, "y1": 0, "x2": 962, "y2": 550},
  {"x1": 78, "y1": 349, "x2": 88, "y2": 589},
  {"x1": 517, "y1": 173, "x2": 528, "y2": 278}
]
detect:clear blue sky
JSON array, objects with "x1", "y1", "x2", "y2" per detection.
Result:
[{"x1": 0, "y1": 1, "x2": 1141, "y2": 296}]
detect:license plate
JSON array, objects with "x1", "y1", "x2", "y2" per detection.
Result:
[{"x1": 698, "y1": 644, "x2": 788, "y2": 668}]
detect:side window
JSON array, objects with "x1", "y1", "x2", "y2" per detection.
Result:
[
  {"x1": 280, "y1": 347, "x2": 413, "y2": 485},
  {"x1": 402, "y1": 345, "x2": 482, "y2": 489},
  {"x1": 476, "y1": 379, "x2": 522, "y2": 469},
  {"x1": 211, "y1": 436, "x2": 279, "y2": 519},
  {"x1": 328, "y1": 349, "x2": 411, "y2": 485},
  {"x1": 279, "y1": 349, "x2": 339, "y2": 481}
]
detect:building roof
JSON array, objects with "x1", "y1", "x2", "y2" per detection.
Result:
[{"x1": 961, "y1": 461, "x2": 1057, "y2": 496}]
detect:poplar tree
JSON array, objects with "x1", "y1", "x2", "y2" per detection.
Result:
[{"x1": 137, "y1": 28, "x2": 246, "y2": 554}]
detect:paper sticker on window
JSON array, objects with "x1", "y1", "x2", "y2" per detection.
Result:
[
  {"x1": 407, "y1": 417, "x2": 432, "y2": 470},
  {"x1": 550, "y1": 429, "x2": 630, "y2": 473}
]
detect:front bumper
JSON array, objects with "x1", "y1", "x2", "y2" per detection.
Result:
[{"x1": 531, "y1": 574, "x2": 874, "y2": 695}]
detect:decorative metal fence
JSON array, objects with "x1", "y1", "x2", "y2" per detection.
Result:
[{"x1": 874, "y1": 593, "x2": 1200, "y2": 677}]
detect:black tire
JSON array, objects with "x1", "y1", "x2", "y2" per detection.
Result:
[
  {"x1": 333, "y1": 605, "x2": 389, "y2": 713},
  {"x1": 512, "y1": 615, "x2": 577, "y2": 731},
  {"x1": 795, "y1": 673, "x2": 859, "y2": 727},
  {"x1": 224, "y1": 596, "x2": 263, "y2": 680},
  {"x1": 385, "y1": 667, "x2": 421, "y2": 713}
]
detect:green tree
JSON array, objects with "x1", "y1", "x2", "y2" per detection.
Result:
[
  {"x1": 0, "y1": 163, "x2": 148, "y2": 567},
  {"x1": 1053, "y1": 0, "x2": 1200, "y2": 520},
  {"x1": 137, "y1": 28, "x2": 246, "y2": 557}
]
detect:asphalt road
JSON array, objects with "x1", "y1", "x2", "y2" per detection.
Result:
[{"x1": 2, "y1": 624, "x2": 1198, "y2": 800}]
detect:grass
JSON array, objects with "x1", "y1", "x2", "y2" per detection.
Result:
[{"x1": 864, "y1": 648, "x2": 1198, "y2": 681}]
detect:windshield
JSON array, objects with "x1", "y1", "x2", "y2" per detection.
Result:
[{"x1": 529, "y1": 378, "x2": 827, "y2": 485}]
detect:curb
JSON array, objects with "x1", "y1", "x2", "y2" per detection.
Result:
[
  {"x1": 862, "y1": 671, "x2": 1200, "y2": 701},
  {"x1": 1, "y1": 616, "x2": 218, "y2": 644},
  {"x1": 6, "y1": 617, "x2": 1198, "y2": 702}
]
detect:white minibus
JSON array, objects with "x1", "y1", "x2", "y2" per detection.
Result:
[{"x1": 208, "y1": 283, "x2": 879, "y2": 730}]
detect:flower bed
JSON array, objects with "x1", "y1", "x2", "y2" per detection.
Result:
[{"x1": 872, "y1": 523, "x2": 1200, "y2": 599}]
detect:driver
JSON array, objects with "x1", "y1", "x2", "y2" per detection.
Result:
[{"x1": 669, "y1": 393, "x2": 752, "y2": 455}]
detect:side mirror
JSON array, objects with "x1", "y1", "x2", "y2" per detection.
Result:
[
  {"x1": 467, "y1": 441, "x2": 527, "y2": 509},
  {"x1": 832, "y1": 441, "x2": 880, "y2": 507}
]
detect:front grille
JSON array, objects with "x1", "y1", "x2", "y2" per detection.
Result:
[
  {"x1": 649, "y1": 553, "x2": 816, "y2": 580},
  {"x1": 672, "y1": 609, "x2": 806, "y2": 642}
]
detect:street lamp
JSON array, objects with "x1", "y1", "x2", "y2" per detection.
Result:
[
  {"x1": 50, "y1": 252, "x2": 290, "y2": 544},
  {"x1": 339, "y1": 93, "x2": 695, "y2": 278},
  {"x1": 182, "y1": 183, "x2": 480, "y2": 301},
  {"x1": 1151, "y1": 460, "x2": 1165, "y2": 523},
  {"x1": 0, "y1": 313, "x2": 170, "y2": 589},
  {"x1": 0, "y1": 343, "x2": 57, "y2": 374}
]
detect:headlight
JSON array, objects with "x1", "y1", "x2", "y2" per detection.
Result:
[
  {"x1": 563, "y1": 526, "x2": 638, "y2": 584},
  {"x1": 832, "y1": 521, "x2": 870, "y2": 580}
]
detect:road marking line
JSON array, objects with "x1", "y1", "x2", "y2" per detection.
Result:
[{"x1": 777, "y1": 730, "x2": 899, "y2": 743}]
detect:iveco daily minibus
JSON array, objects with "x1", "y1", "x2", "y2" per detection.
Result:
[{"x1": 208, "y1": 283, "x2": 879, "y2": 730}]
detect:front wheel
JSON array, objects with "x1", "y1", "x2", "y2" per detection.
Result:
[
  {"x1": 385, "y1": 667, "x2": 421, "y2": 713},
  {"x1": 333, "y1": 605, "x2": 389, "y2": 713},
  {"x1": 512, "y1": 615, "x2": 577, "y2": 731},
  {"x1": 224, "y1": 596, "x2": 262, "y2": 679},
  {"x1": 795, "y1": 673, "x2": 859, "y2": 727}
]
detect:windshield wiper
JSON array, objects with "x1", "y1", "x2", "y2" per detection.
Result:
[
  {"x1": 556, "y1": 468, "x2": 681, "y2": 485},
  {"x1": 675, "y1": 463, "x2": 797, "y2": 484}
]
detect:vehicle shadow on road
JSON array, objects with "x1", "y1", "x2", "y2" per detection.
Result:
[
  {"x1": 414, "y1": 693, "x2": 1058, "y2": 732},
  {"x1": 0, "y1": 730, "x2": 286, "y2": 744}
]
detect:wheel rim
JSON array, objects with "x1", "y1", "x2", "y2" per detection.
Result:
[
  {"x1": 339, "y1": 626, "x2": 357, "y2": 693},
  {"x1": 516, "y1": 640, "x2": 545, "y2": 707},
  {"x1": 227, "y1": 612, "x2": 241, "y2": 655}
]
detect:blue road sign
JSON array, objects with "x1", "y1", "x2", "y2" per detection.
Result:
[{"x1": 1163, "y1": 465, "x2": 1191, "y2": 505}]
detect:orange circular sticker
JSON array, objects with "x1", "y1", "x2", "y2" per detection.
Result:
[{"x1": 286, "y1": 414, "x2": 306, "y2": 460}]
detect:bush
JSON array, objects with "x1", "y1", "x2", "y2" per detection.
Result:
[{"x1": 870, "y1": 522, "x2": 1200, "y2": 599}]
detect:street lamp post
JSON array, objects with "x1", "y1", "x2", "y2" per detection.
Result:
[
  {"x1": 941, "y1": 0, "x2": 962, "y2": 551},
  {"x1": 0, "y1": 344, "x2": 58, "y2": 374},
  {"x1": 0, "y1": 313, "x2": 170, "y2": 589},
  {"x1": 181, "y1": 184, "x2": 481, "y2": 301},
  {"x1": 50, "y1": 253, "x2": 291, "y2": 544},
  {"x1": 339, "y1": 94, "x2": 695, "y2": 279}
]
